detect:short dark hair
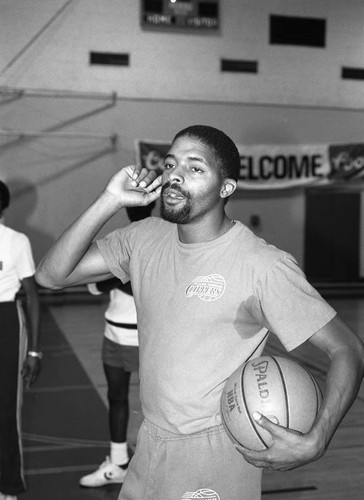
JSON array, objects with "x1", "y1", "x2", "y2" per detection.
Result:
[
  {"x1": 172, "y1": 125, "x2": 241, "y2": 182},
  {"x1": 0, "y1": 180, "x2": 10, "y2": 213}
]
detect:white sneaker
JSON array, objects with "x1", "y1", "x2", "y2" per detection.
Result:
[
  {"x1": 0, "y1": 494, "x2": 17, "y2": 500},
  {"x1": 79, "y1": 456, "x2": 128, "y2": 487}
]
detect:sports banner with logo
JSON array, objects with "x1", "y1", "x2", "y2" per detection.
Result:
[{"x1": 135, "y1": 140, "x2": 364, "y2": 190}]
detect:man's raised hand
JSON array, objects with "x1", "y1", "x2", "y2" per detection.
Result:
[{"x1": 104, "y1": 165, "x2": 162, "y2": 208}]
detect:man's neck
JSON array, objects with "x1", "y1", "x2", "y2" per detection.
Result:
[{"x1": 177, "y1": 214, "x2": 232, "y2": 244}]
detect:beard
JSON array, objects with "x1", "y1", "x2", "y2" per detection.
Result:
[
  {"x1": 160, "y1": 199, "x2": 192, "y2": 224},
  {"x1": 160, "y1": 182, "x2": 192, "y2": 224}
]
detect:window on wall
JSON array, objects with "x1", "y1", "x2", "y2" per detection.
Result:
[
  {"x1": 342, "y1": 67, "x2": 364, "y2": 80},
  {"x1": 89, "y1": 52, "x2": 129, "y2": 66},
  {"x1": 270, "y1": 15, "x2": 326, "y2": 48}
]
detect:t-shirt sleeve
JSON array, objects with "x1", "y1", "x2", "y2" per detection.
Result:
[
  {"x1": 256, "y1": 256, "x2": 337, "y2": 351},
  {"x1": 96, "y1": 227, "x2": 132, "y2": 282},
  {"x1": 16, "y1": 234, "x2": 36, "y2": 280}
]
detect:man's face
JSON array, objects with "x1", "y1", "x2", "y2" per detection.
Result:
[{"x1": 160, "y1": 135, "x2": 224, "y2": 224}]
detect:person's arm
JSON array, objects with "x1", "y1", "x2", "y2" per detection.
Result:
[
  {"x1": 21, "y1": 275, "x2": 41, "y2": 388},
  {"x1": 236, "y1": 315, "x2": 364, "y2": 471},
  {"x1": 35, "y1": 165, "x2": 162, "y2": 290}
]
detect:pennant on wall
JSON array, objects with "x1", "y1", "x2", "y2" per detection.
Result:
[
  {"x1": 135, "y1": 139, "x2": 170, "y2": 173},
  {"x1": 328, "y1": 143, "x2": 364, "y2": 181}
]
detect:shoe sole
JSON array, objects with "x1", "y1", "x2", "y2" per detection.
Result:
[{"x1": 79, "y1": 481, "x2": 125, "y2": 488}]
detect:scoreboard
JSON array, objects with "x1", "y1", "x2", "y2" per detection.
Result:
[{"x1": 141, "y1": 0, "x2": 219, "y2": 31}]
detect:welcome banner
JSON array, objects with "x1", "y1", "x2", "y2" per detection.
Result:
[{"x1": 135, "y1": 140, "x2": 364, "y2": 190}]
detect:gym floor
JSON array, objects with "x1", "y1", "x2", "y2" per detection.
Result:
[{"x1": 21, "y1": 292, "x2": 364, "y2": 500}]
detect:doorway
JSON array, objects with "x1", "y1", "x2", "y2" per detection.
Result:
[{"x1": 304, "y1": 188, "x2": 360, "y2": 282}]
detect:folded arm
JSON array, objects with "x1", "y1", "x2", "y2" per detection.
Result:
[
  {"x1": 236, "y1": 315, "x2": 364, "y2": 470},
  {"x1": 35, "y1": 195, "x2": 118, "y2": 289},
  {"x1": 22, "y1": 275, "x2": 41, "y2": 387},
  {"x1": 35, "y1": 165, "x2": 162, "y2": 290},
  {"x1": 306, "y1": 316, "x2": 364, "y2": 451}
]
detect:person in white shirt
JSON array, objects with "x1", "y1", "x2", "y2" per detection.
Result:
[{"x1": 0, "y1": 180, "x2": 41, "y2": 500}]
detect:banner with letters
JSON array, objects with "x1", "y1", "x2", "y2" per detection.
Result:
[{"x1": 135, "y1": 140, "x2": 364, "y2": 190}]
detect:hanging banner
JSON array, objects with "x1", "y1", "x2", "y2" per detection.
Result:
[
  {"x1": 237, "y1": 144, "x2": 329, "y2": 190},
  {"x1": 135, "y1": 140, "x2": 364, "y2": 190}
]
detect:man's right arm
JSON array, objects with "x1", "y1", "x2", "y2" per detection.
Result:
[
  {"x1": 35, "y1": 165, "x2": 162, "y2": 290},
  {"x1": 36, "y1": 192, "x2": 121, "y2": 289}
]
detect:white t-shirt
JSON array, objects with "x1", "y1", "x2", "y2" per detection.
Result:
[
  {"x1": 88, "y1": 283, "x2": 138, "y2": 346},
  {"x1": 97, "y1": 218, "x2": 336, "y2": 434},
  {"x1": 104, "y1": 288, "x2": 138, "y2": 346},
  {"x1": 0, "y1": 224, "x2": 35, "y2": 302}
]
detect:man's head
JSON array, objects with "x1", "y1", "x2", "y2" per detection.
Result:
[
  {"x1": 172, "y1": 125, "x2": 241, "y2": 182},
  {"x1": 0, "y1": 180, "x2": 10, "y2": 217},
  {"x1": 160, "y1": 125, "x2": 240, "y2": 224}
]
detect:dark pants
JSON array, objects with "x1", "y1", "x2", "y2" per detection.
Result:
[{"x1": 0, "y1": 301, "x2": 26, "y2": 495}]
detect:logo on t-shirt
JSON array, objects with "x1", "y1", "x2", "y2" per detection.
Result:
[
  {"x1": 182, "y1": 489, "x2": 220, "y2": 499},
  {"x1": 185, "y1": 274, "x2": 226, "y2": 302}
]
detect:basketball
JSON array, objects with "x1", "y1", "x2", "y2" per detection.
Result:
[{"x1": 220, "y1": 355, "x2": 322, "y2": 451}]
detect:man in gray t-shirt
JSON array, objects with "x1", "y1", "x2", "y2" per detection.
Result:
[{"x1": 36, "y1": 125, "x2": 364, "y2": 500}]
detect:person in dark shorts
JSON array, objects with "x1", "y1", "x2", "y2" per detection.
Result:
[{"x1": 80, "y1": 205, "x2": 153, "y2": 488}]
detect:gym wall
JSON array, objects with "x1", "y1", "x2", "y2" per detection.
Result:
[{"x1": 0, "y1": 0, "x2": 363, "y2": 278}]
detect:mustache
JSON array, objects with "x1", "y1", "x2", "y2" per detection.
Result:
[{"x1": 161, "y1": 181, "x2": 189, "y2": 198}]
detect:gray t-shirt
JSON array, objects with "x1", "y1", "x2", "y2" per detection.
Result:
[{"x1": 97, "y1": 218, "x2": 335, "y2": 434}]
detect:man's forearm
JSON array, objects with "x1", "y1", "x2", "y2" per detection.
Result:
[
  {"x1": 26, "y1": 293, "x2": 40, "y2": 351},
  {"x1": 36, "y1": 192, "x2": 121, "y2": 289},
  {"x1": 22, "y1": 277, "x2": 41, "y2": 351},
  {"x1": 36, "y1": 164, "x2": 161, "y2": 289},
  {"x1": 312, "y1": 342, "x2": 364, "y2": 454}
]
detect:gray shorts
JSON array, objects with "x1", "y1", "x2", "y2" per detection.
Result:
[
  {"x1": 102, "y1": 337, "x2": 139, "y2": 372},
  {"x1": 118, "y1": 418, "x2": 262, "y2": 500}
]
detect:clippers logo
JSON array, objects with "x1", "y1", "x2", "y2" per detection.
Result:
[
  {"x1": 182, "y1": 489, "x2": 220, "y2": 499},
  {"x1": 185, "y1": 274, "x2": 226, "y2": 302}
]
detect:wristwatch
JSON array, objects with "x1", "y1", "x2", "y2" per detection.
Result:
[{"x1": 27, "y1": 351, "x2": 43, "y2": 360}]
